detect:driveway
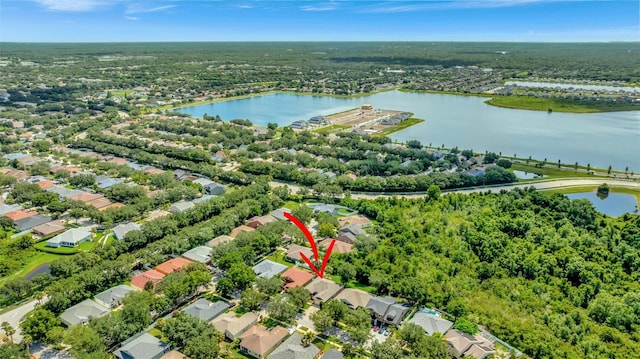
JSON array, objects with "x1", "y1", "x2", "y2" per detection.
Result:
[{"x1": 296, "y1": 305, "x2": 318, "y2": 332}]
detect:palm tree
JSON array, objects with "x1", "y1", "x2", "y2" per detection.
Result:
[
  {"x1": 625, "y1": 166, "x2": 629, "y2": 174},
  {"x1": 302, "y1": 331, "x2": 315, "y2": 346},
  {"x1": 1, "y1": 321, "x2": 15, "y2": 343},
  {"x1": 608, "y1": 165, "x2": 612, "y2": 175},
  {"x1": 587, "y1": 163, "x2": 591, "y2": 172},
  {"x1": 557, "y1": 159, "x2": 561, "y2": 168},
  {"x1": 574, "y1": 162, "x2": 578, "y2": 171}
]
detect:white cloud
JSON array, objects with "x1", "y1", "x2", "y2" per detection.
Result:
[
  {"x1": 237, "y1": 4, "x2": 255, "y2": 9},
  {"x1": 300, "y1": 1, "x2": 338, "y2": 12},
  {"x1": 125, "y1": 16, "x2": 140, "y2": 21},
  {"x1": 362, "y1": 0, "x2": 583, "y2": 13},
  {"x1": 125, "y1": 4, "x2": 176, "y2": 14},
  {"x1": 32, "y1": 0, "x2": 110, "y2": 12}
]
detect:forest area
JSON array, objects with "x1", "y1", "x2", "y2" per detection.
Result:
[{"x1": 331, "y1": 188, "x2": 640, "y2": 358}]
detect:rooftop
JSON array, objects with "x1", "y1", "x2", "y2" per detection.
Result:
[
  {"x1": 281, "y1": 267, "x2": 315, "y2": 289},
  {"x1": 156, "y1": 257, "x2": 193, "y2": 275}
]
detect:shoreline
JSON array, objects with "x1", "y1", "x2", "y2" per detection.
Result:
[{"x1": 154, "y1": 87, "x2": 639, "y2": 114}]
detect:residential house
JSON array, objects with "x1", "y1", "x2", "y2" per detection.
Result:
[
  {"x1": 247, "y1": 214, "x2": 277, "y2": 229},
  {"x1": 73, "y1": 192, "x2": 113, "y2": 210},
  {"x1": 181, "y1": 246, "x2": 212, "y2": 264},
  {"x1": 182, "y1": 298, "x2": 229, "y2": 322},
  {"x1": 444, "y1": 329, "x2": 495, "y2": 359},
  {"x1": 113, "y1": 222, "x2": 142, "y2": 241},
  {"x1": 96, "y1": 175, "x2": 122, "y2": 189},
  {"x1": 230, "y1": 225, "x2": 255, "y2": 238},
  {"x1": 207, "y1": 235, "x2": 234, "y2": 248},
  {"x1": 46, "y1": 227, "x2": 92, "y2": 248},
  {"x1": 290, "y1": 120, "x2": 309, "y2": 130},
  {"x1": 267, "y1": 332, "x2": 320, "y2": 359},
  {"x1": 239, "y1": 325, "x2": 289, "y2": 359},
  {"x1": 271, "y1": 208, "x2": 292, "y2": 221},
  {"x1": 320, "y1": 349, "x2": 344, "y2": 359},
  {"x1": 36, "y1": 180, "x2": 55, "y2": 190},
  {"x1": 366, "y1": 296, "x2": 410, "y2": 327},
  {"x1": 281, "y1": 267, "x2": 315, "y2": 289},
  {"x1": 407, "y1": 312, "x2": 454, "y2": 336},
  {"x1": 304, "y1": 278, "x2": 343, "y2": 305},
  {"x1": 156, "y1": 258, "x2": 193, "y2": 275},
  {"x1": 169, "y1": 201, "x2": 195, "y2": 213},
  {"x1": 14, "y1": 214, "x2": 51, "y2": 232},
  {"x1": 32, "y1": 219, "x2": 65, "y2": 237},
  {"x1": 60, "y1": 299, "x2": 109, "y2": 326},
  {"x1": 334, "y1": 289, "x2": 373, "y2": 310},
  {"x1": 337, "y1": 215, "x2": 372, "y2": 228},
  {"x1": 336, "y1": 225, "x2": 366, "y2": 244},
  {"x1": 0, "y1": 168, "x2": 29, "y2": 181},
  {"x1": 131, "y1": 269, "x2": 165, "y2": 290},
  {"x1": 3, "y1": 209, "x2": 37, "y2": 222},
  {"x1": 94, "y1": 285, "x2": 135, "y2": 309},
  {"x1": 193, "y1": 178, "x2": 226, "y2": 195},
  {"x1": 0, "y1": 204, "x2": 22, "y2": 216},
  {"x1": 45, "y1": 185, "x2": 85, "y2": 199},
  {"x1": 286, "y1": 244, "x2": 315, "y2": 263},
  {"x1": 212, "y1": 312, "x2": 260, "y2": 341},
  {"x1": 160, "y1": 350, "x2": 188, "y2": 359},
  {"x1": 253, "y1": 260, "x2": 288, "y2": 279},
  {"x1": 113, "y1": 333, "x2": 171, "y2": 359},
  {"x1": 308, "y1": 115, "x2": 328, "y2": 125},
  {"x1": 319, "y1": 239, "x2": 352, "y2": 254}
]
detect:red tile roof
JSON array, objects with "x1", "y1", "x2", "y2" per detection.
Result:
[
  {"x1": 281, "y1": 267, "x2": 315, "y2": 289},
  {"x1": 155, "y1": 257, "x2": 193, "y2": 275},
  {"x1": 36, "y1": 180, "x2": 55, "y2": 189},
  {"x1": 3, "y1": 210, "x2": 38, "y2": 222},
  {"x1": 131, "y1": 269, "x2": 165, "y2": 290}
]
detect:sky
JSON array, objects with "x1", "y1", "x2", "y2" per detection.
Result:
[{"x1": 1, "y1": 0, "x2": 639, "y2": 42}]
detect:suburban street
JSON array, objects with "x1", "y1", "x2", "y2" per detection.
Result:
[{"x1": 0, "y1": 298, "x2": 45, "y2": 343}]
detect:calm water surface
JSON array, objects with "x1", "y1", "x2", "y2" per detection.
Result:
[
  {"x1": 567, "y1": 192, "x2": 638, "y2": 217},
  {"x1": 176, "y1": 91, "x2": 640, "y2": 171}
]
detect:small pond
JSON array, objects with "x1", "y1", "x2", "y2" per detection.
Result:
[
  {"x1": 23, "y1": 263, "x2": 51, "y2": 280},
  {"x1": 513, "y1": 170, "x2": 545, "y2": 180},
  {"x1": 567, "y1": 192, "x2": 638, "y2": 216}
]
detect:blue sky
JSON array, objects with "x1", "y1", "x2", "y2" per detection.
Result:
[{"x1": 1, "y1": 1, "x2": 639, "y2": 42}]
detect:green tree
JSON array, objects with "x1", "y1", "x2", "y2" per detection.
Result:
[
  {"x1": 426, "y1": 184, "x2": 440, "y2": 201},
  {"x1": 311, "y1": 310, "x2": 333, "y2": 333},
  {"x1": 287, "y1": 286, "x2": 311, "y2": 309},
  {"x1": 184, "y1": 332, "x2": 220, "y2": 359},
  {"x1": 20, "y1": 308, "x2": 61, "y2": 343},
  {"x1": 453, "y1": 317, "x2": 479, "y2": 335},
  {"x1": 267, "y1": 295, "x2": 298, "y2": 323},
  {"x1": 256, "y1": 276, "x2": 284, "y2": 296},
  {"x1": 1, "y1": 321, "x2": 15, "y2": 343},
  {"x1": 241, "y1": 288, "x2": 266, "y2": 310},
  {"x1": 317, "y1": 222, "x2": 337, "y2": 238},
  {"x1": 292, "y1": 204, "x2": 313, "y2": 224}
]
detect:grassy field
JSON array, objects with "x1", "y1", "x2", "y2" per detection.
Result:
[
  {"x1": 313, "y1": 124, "x2": 350, "y2": 134},
  {"x1": 0, "y1": 252, "x2": 61, "y2": 287},
  {"x1": 511, "y1": 163, "x2": 609, "y2": 179},
  {"x1": 375, "y1": 118, "x2": 425, "y2": 137},
  {"x1": 265, "y1": 250, "x2": 294, "y2": 268},
  {"x1": 485, "y1": 95, "x2": 640, "y2": 113}
]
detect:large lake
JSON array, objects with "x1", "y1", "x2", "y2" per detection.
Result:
[{"x1": 175, "y1": 91, "x2": 640, "y2": 171}]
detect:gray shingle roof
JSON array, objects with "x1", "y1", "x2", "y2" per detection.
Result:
[
  {"x1": 14, "y1": 214, "x2": 52, "y2": 231},
  {"x1": 267, "y1": 333, "x2": 320, "y2": 359},
  {"x1": 407, "y1": 312, "x2": 453, "y2": 336},
  {"x1": 182, "y1": 299, "x2": 230, "y2": 322},
  {"x1": 60, "y1": 299, "x2": 109, "y2": 326},
  {"x1": 94, "y1": 285, "x2": 135, "y2": 309},
  {"x1": 181, "y1": 246, "x2": 211, "y2": 263},
  {"x1": 320, "y1": 349, "x2": 344, "y2": 359},
  {"x1": 252, "y1": 260, "x2": 288, "y2": 279},
  {"x1": 113, "y1": 222, "x2": 142, "y2": 241},
  {"x1": 0, "y1": 204, "x2": 22, "y2": 215},
  {"x1": 45, "y1": 185, "x2": 85, "y2": 199},
  {"x1": 366, "y1": 296, "x2": 396, "y2": 317},
  {"x1": 114, "y1": 333, "x2": 170, "y2": 359}
]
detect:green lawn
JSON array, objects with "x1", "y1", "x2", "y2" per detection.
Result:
[
  {"x1": 147, "y1": 328, "x2": 163, "y2": 339},
  {"x1": 0, "y1": 252, "x2": 61, "y2": 287},
  {"x1": 313, "y1": 124, "x2": 350, "y2": 134},
  {"x1": 265, "y1": 250, "x2": 294, "y2": 268},
  {"x1": 511, "y1": 163, "x2": 608, "y2": 179},
  {"x1": 485, "y1": 95, "x2": 640, "y2": 113},
  {"x1": 33, "y1": 238, "x2": 98, "y2": 254},
  {"x1": 375, "y1": 118, "x2": 425, "y2": 137}
]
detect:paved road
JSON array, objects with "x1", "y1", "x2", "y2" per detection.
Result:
[
  {"x1": 270, "y1": 179, "x2": 639, "y2": 200},
  {"x1": 0, "y1": 298, "x2": 43, "y2": 343}
]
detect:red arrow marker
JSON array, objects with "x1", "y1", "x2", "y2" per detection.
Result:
[{"x1": 284, "y1": 212, "x2": 335, "y2": 278}]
